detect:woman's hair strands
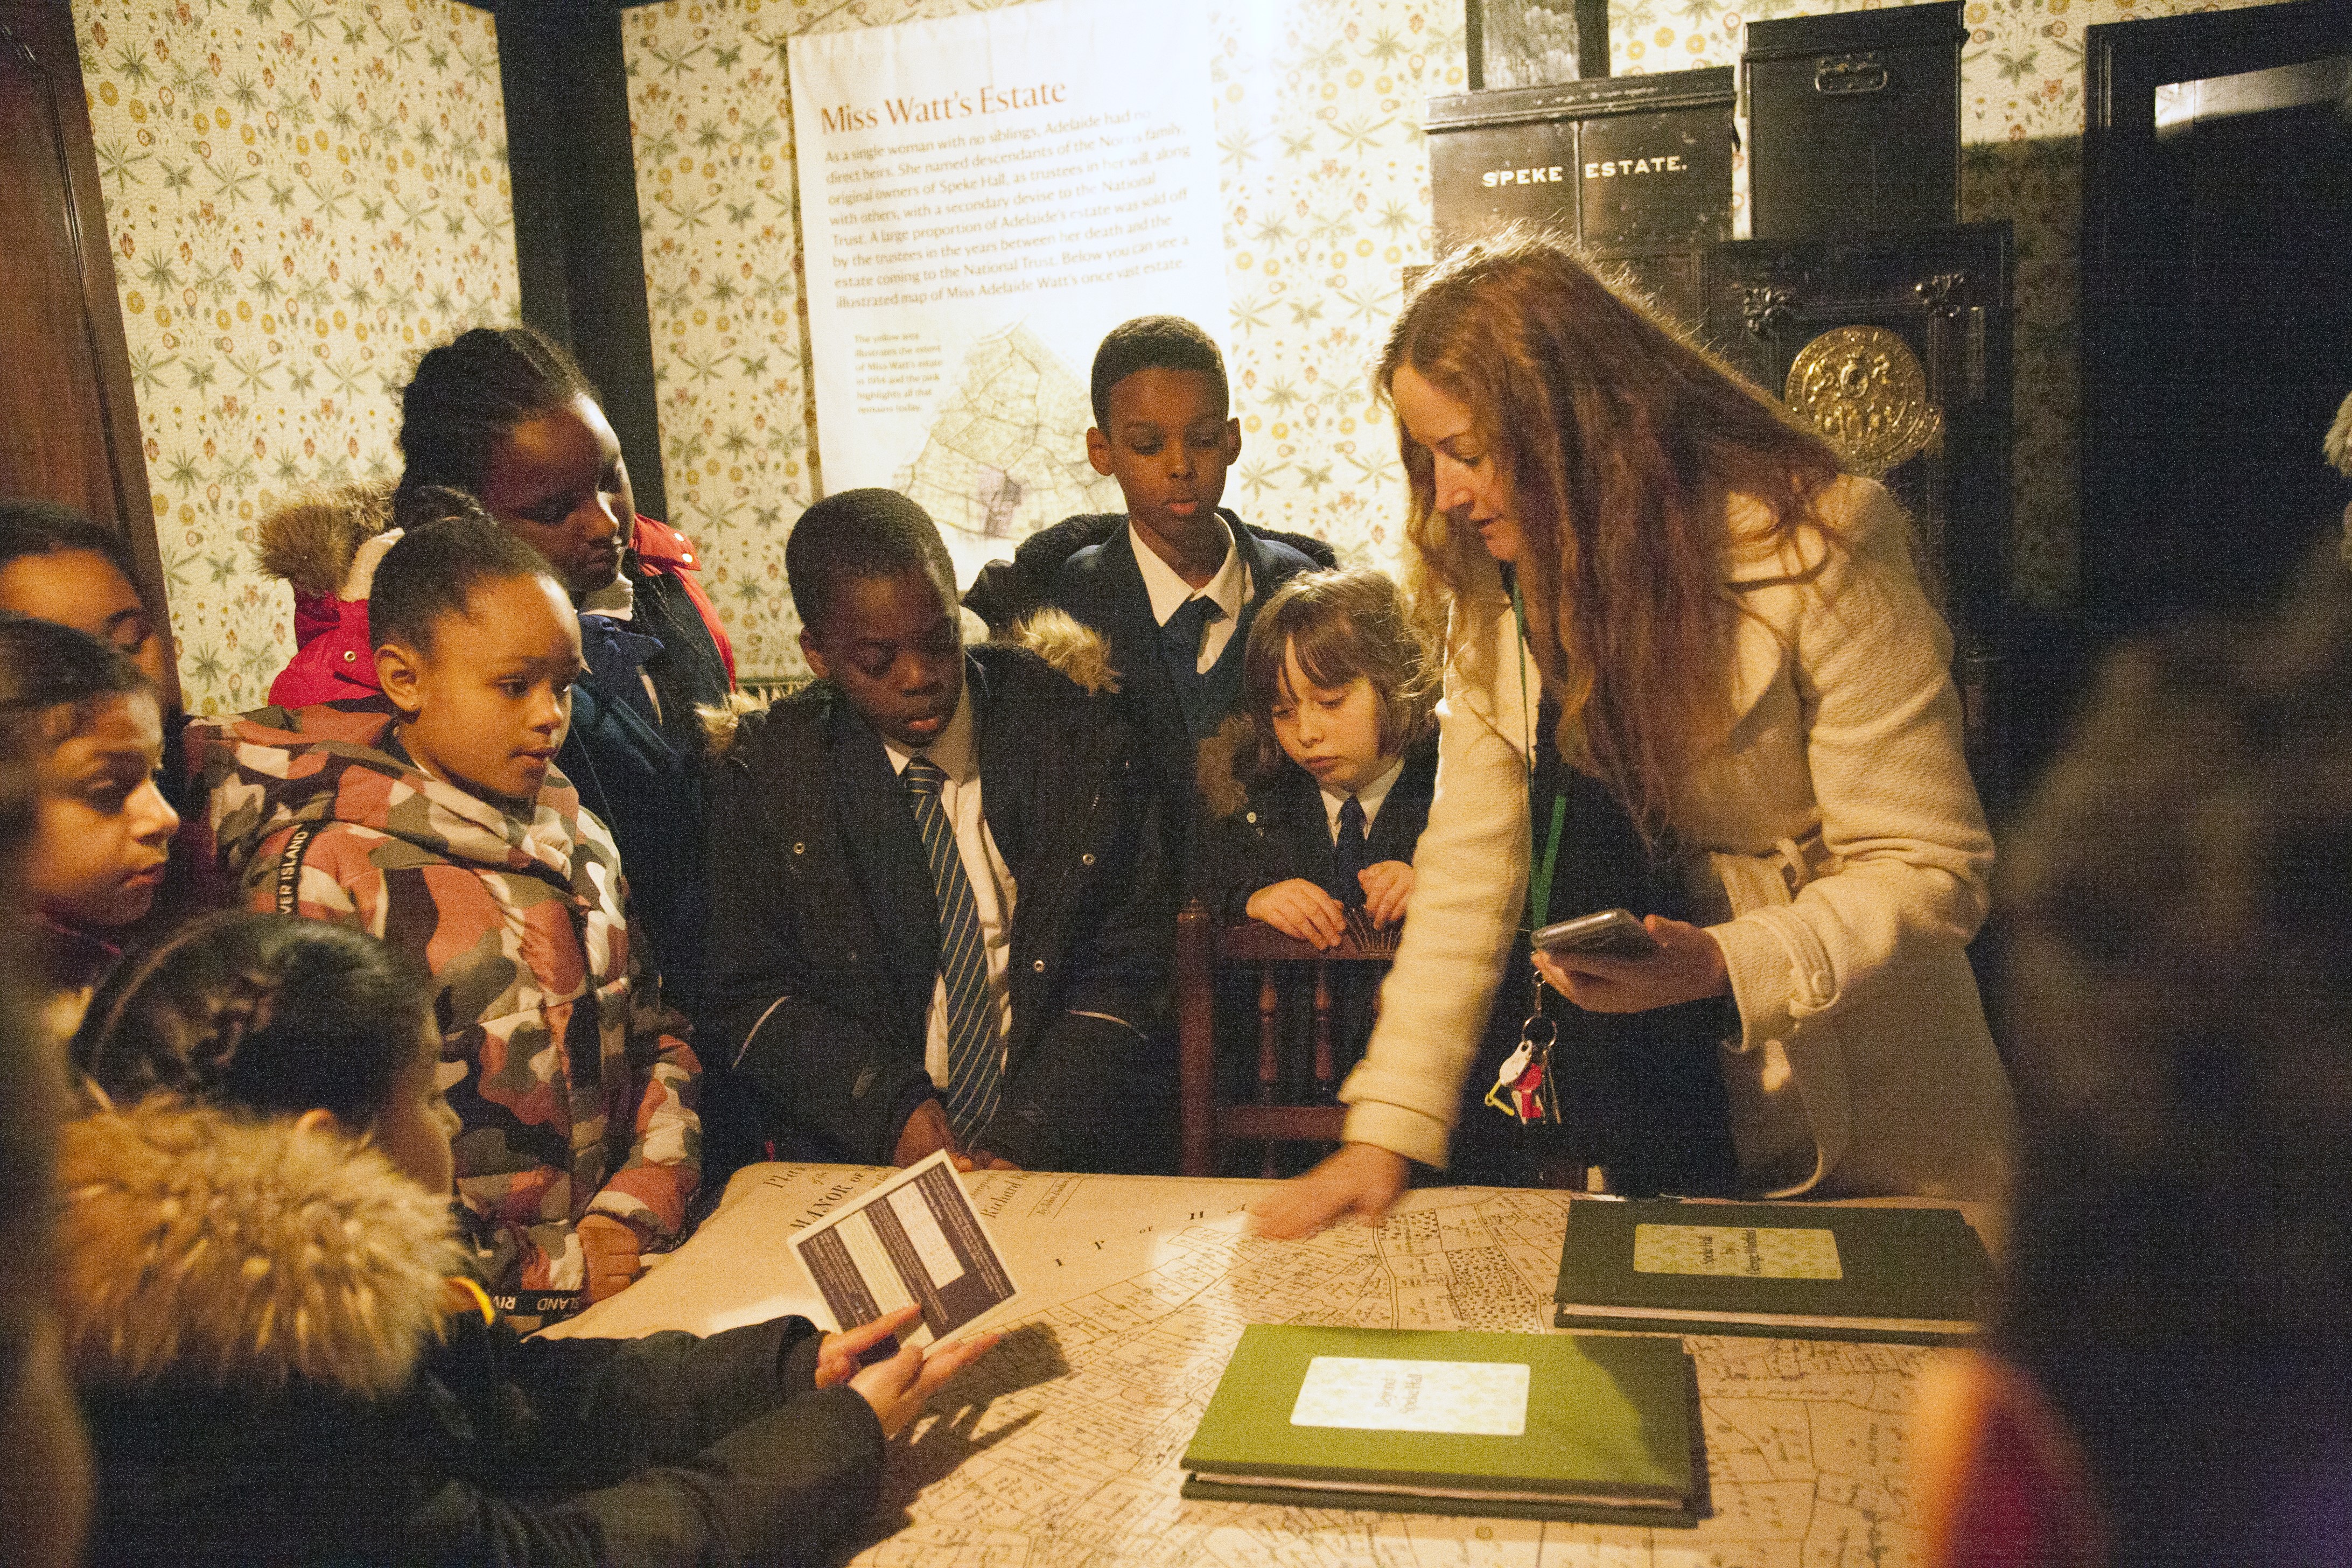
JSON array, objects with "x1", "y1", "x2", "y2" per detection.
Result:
[{"x1": 1378, "y1": 233, "x2": 1847, "y2": 838}]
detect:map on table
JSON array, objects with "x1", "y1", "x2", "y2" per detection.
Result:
[{"x1": 552, "y1": 1167, "x2": 1927, "y2": 1567}]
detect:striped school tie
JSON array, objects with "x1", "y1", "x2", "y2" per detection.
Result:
[{"x1": 901, "y1": 757, "x2": 1002, "y2": 1141}]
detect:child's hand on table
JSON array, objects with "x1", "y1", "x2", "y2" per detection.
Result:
[
  {"x1": 893, "y1": 1098, "x2": 1023, "y2": 1172},
  {"x1": 577, "y1": 1214, "x2": 643, "y2": 1302},
  {"x1": 1247, "y1": 878, "x2": 1348, "y2": 949},
  {"x1": 1357, "y1": 860, "x2": 1415, "y2": 927}
]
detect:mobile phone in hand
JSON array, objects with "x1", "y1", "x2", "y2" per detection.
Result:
[{"x1": 1532, "y1": 908, "x2": 1661, "y2": 957}]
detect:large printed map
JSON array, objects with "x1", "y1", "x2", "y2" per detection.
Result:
[
  {"x1": 894, "y1": 323, "x2": 1121, "y2": 556},
  {"x1": 552, "y1": 1168, "x2": 1928, "y2": 1566}
]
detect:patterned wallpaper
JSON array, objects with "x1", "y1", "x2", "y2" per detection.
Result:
[
  {"x1": 60, "y1": 0, "x2": 2296, "y2": 698},
  {"x1": 621, "y1": 0, "x2": 1465, "y2": 683},
  {"x1": 624, "y1": 0, "x2": 2297, "y2": 681},
  {"x1": 68, "y1": 0, "x2": 518, "y2": 716}
]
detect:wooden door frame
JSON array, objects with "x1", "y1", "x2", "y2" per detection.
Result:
[
  {"x1": 2080, "y1": 0, "x2": 2352, "y2": 624},
  {"x1": 0, "y1": 0, "x2": 176, "y2": 710}
]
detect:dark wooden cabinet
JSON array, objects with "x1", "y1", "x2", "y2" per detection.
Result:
[
  {"x1": 0, "y1": 0, "x2": 174, "y2": 703},
  {"x1": 1425, "y1": 68, "x2": 1737, "y2": 327},
  {"x1": 1700, "y1": 225, "x2": 2013, "y2": 789}
]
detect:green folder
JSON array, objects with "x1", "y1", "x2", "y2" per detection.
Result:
[
  {"x1": 1551, "y1": 1199, "x2": 1998, "y2": 1344},
  {"x1": 1180, "y1": 1325, "x2": 1702, "y2": 1524}
]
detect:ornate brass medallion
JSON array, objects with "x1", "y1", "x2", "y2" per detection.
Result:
[{"x1": 1783, "y1": 325, "x2": 1942, "y2": 479}]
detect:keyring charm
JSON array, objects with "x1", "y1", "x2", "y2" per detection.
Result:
[{"x1": 1487, "y1": 1007, "x2": 1559, "y2": 1125}]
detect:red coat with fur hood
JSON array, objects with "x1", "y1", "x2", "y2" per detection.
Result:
[{"x1": 257, "y1": 481, "x2": 735, "y2": 709}]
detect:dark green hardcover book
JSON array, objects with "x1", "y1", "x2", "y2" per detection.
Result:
[
  {"x1": 1179, "y1": 1325, "x2": 1703, "y2": 1524},
  {"x1": 1551, "y1": 1199, "x2": 1998, "y2": 1343}
]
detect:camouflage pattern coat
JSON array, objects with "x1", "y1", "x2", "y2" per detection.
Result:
[{"x1": 186, "y1": 700, "x2": 700, "y2": 1299}]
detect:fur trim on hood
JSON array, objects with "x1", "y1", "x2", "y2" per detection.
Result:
[
  {"x1": 702, "y1": 611, "x2": 1121, "y2": 757},
  {"x1": 1007, "y1": 608, "x2": 1119, "y2": 696},
  {"x1": 57, "y1": 1097, "x2": 463, "y2": 1397},
  {"x1": 1194, "y1": 711, "x2": 1264, "y2": 820},
  {"x1": 2327, "y1": 391, "x2": 2352, "y2": 478},
  {"x1": 256, "y1": 481, "x2": 395, "y2": 599},
  {"x1": 697, "y1": 689, "x2": 769, "y2": 756}
]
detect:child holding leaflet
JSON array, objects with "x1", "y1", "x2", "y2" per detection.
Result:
[{"x1": 64, "y1": 909, "x2": 988, "y2": 1567}]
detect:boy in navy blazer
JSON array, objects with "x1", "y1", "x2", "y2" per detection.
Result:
[{"x1": 964, "y1": 317, "x2": 1327, "y2": 881}]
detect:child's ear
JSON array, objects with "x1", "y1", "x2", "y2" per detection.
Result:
[
  {"x1": 375, "y1": 640, "x2": 424, "y2": 718},
  {"x1": 797, "y1": 624, "x2": 830, "y2": 681},
  {"x1": 1221, "y1": 416, "x2": 1242, "y2": 463},
  {"x1": 292, "y1": 1107, "x2": 348, "y2": 1138},
  {"x1": 1085, "y1": 425, "x2": 1115, "y2": 477}
]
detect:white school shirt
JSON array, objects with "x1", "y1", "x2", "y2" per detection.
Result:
[
  {"x1": 1129, "y1": 516, "x2": 1252, "y2": 673},
  {"x1": 881, "y1": 684, "x2": 1017, "y2": 1088},
  {"x1": 1318, "y1": 753, "x2": 1408, "y2": 843}
]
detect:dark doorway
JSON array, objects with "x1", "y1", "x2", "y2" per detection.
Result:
[{"x1": 2082, "y1": 0, "x2": 2352, "y2": 631}]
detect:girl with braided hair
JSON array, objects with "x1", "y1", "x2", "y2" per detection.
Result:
[
  {"x1": 61, "y1": 909, "x2": 989, "y2": 1568},
  {"x1": 0, "y1": 617, "x2": 180, "y2": 1037},
  {"x1": 260, "y1": 324, "x2": 733, "y2": 1012}
]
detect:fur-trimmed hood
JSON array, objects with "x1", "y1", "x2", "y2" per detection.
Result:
[
  {"x1": 2327, "y1": 391, "x2": 2352, "y2": 478},
  {"x1": 57, "y1": 1097, "x2": 463, "y2": 1397},
  {"x1": 1194, "y1": 711, "x2": 1264, "y2": 821},
  {"x1": 702, "y1": 608, "x2": 1120, "y2": 755},
  {"x1": 256, "y1": 480, "x2": 396, "y2": 600}
]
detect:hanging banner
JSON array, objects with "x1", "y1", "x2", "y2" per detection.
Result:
[{"x1": 789, "y1": 0, "x2": 1230, "y2": 582}]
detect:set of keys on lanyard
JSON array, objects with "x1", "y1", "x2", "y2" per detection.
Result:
[
  {"x1": 1489, "y1": 580, "x2": 1607, "y2": 1196},
  {"x1": 1485, "y1": 959, "x2": 1559, "y2": 1126}
]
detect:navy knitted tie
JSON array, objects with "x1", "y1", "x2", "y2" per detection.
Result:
[
  {"x1": 902, "y1": 758, "x2": 1001, "y2": 1141},
  {"x1": 1332, "y1": 794, "x2": 1370, "y2": 907}
]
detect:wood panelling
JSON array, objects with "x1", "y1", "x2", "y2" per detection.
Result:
[{"x1": 0, "y1": 0, "x2": 174, "y2": 705}]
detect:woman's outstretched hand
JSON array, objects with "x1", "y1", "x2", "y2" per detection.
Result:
[
  {"x1": 1247, "y1": 1142, "x2": 1410, "y2": 1239},
  {"x1": 1533, "y1": 914, "x2": 1729, "y2": 1014}
]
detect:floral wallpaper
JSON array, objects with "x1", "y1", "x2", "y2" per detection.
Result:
[
  {"x1": 1605, "y1": 0, "x2": 2286, "y2": 604},
  {"x1": 621, "y1": 0, "x2": 1464, "y2": 683},
  {"x1": 68, "y1": 0, "x2": 518, "y2": 716},
  {"x1": 626, "y1": 0, "x2": 2298, "y2": 678}
]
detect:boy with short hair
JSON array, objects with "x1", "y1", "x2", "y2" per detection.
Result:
[
  {"x1": 701, "y1": 488, "x2": 1166, "y2": 1175},
  {"x1": 963, "y1": 317, "x2": 1329, "y2": 875}
]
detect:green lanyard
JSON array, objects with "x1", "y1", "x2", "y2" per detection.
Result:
[{"x1": 1513, "y1": 582, "x2": 1569, "y2": 934}]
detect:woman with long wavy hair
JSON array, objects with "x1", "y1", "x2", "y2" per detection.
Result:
[{"x1": 1254, "y1": 235, "x2": 2014, "y2": 1234}]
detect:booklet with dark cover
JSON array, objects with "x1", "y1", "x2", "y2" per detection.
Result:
[
  {"x1": 1180, "y1": 1325, "x2": 1703, "y2": 1524},
  {"x1": 1552, "y1": 1198, "x2": 1997, "y2": 1343}
]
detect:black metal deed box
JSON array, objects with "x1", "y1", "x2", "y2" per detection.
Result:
[
  {"x1": 1743, "y1": 2, "x2": 1966, "y2": 240},
  {"x1": 1424, "y1": 67, "x2": 1735, "y2": 326}
]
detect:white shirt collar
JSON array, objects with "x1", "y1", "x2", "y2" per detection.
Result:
[
  {"x1": 578, "y1": 570, "x2": 635, "y2": 621},
  {"x1": 1129, "y1": 516, "x2": 1250, "y2": 628},
  {"x1": 881, "y1": 678, "x2": 978, "y2": 782},
  {"x1": 1320, "y1": 753, "x2": 1407, "y2": 839}
]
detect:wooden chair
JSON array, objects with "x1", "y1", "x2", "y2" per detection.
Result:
[{"x1": 1175, "y1": 898, "x2": 1398, "y2": 1178}]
